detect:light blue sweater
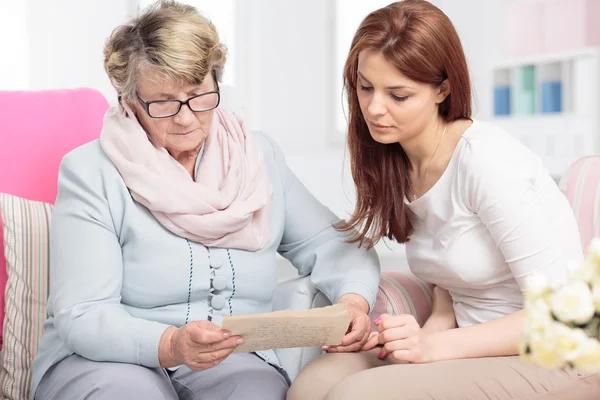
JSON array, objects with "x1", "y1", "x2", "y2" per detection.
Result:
[{"x1": 30, "y1": 132, "x2": 380, "y2": 397}]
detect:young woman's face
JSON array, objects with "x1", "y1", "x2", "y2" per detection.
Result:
[{"x1": 356, "y1": 50, "x2": 447, "y2": 145}]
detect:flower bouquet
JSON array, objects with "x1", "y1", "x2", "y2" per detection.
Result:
[{"x1": 520, "y1": 239, "x2": 600, "y2": 372}]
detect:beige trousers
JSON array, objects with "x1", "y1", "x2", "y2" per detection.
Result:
[{"x1": 287, "y1": 349, "x2": 600, "y2": 400}]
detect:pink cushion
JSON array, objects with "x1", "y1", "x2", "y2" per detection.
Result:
[
  {"x1": 559, "y1": 156, "x2": 600, "y2": 252},
  {"x1": 371, "y1": 271, "x2": 434, "y2": 329},
  {"x1": 0, "y1": 89, "x2": 109, "y2": 203},
  {"x1": 0, "y1": 88, "x2": 109, "y2": 348}
]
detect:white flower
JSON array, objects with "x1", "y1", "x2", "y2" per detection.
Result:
[
  {"x1": 550, "y1": 281, "x2": 596, "y2": 325},
  {"x1": 529, "y1": 331, "x2": 566, "y2": 369},
  {"x1": 569, "y1": 260, "x2": 595, "y2": 284},
  {"x1": 527, "y1": 323, "x2": 588, "y2": 369},
  {"x1": 588, "y1": 238, "x2": 600, "y2": 260},
  {"x1": 587, "y1": 238, "x2": 600, "y2": 273},
  {"x1": 523, "y1": 298, "x2": 552, "y2": 335},
  {"x1": 519, "y1": 335, "x2": 535, "y2": 365},
  {"x1": 551, "y1": 323, "x2": 589, "y2": 362},
  {"x1": 592, "y1": 278, "x2": 600, "y2": 314},
  {"x1": 525, "y1": 274, "x2": 550, "y2": 299},
  {"x1": 573, "y1": 338, "x2": 600, "y2": 373}
]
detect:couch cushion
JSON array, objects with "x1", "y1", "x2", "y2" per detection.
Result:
[
  {"x1": 370, "y1": 271, "x2": 434, "y2": 329},
  {"x1": 559, "y1": 156, "x2": 600, "y2": 252},
  {"x1": 0, "y1": 212, "x2": 6, "y2": 348},
  {"x1": 0, "y1": 89, "x2": 109, "y2": 204},
  {"x1": 0, "y1": 193, "x2": 52, "y2": 400}
]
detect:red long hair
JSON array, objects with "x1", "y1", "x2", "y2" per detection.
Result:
[{"x1": 337, "y1": 0, "x2": 472, "y2": 247}]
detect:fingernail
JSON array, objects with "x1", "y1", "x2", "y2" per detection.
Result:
[
  {"x1": 236, "y1": 338, "x2": 244, "y2": 345},
  {"x1": 322, "y1": 346, "x2": 329, "y2": 350},
  {"x1": 374, "y1": 317, "x2": 382, "y2": 324},
  {"x1": 223, "y1": 332, "x2": 230, "y2": 338},
  {"x1": 377, "y1": 351, "x2": 385, "y2": 360}
]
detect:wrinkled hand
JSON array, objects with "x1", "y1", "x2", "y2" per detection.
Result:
[
  {"x1": 169, "y1": 321, "x2": 244, "y2": 371},
  {"x1": 323, "y1": 301, "x2": 371, "y2": 353},
  {"x1": 374, "y1": 313, "x2": 434, "y2": 363}
]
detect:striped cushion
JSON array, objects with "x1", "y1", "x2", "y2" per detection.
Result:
[
  {"x1": 0, "y1": 193, "x2": 52, "y2": 400},
  {"x1": 559, "y1": 156, "x2": 600, "y2": 252},
  {"x1": 0, "y1": 211, "x2": 6, "y2": 349},
  {"x1": 371, "y1": 270, "x2": 434, "y2": 329}
]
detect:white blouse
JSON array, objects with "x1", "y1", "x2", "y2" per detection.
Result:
[{"x1": 405, "y1": 120, "x2": 583, "y2": 327}]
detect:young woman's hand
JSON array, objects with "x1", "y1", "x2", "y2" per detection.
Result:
[
  {"x1": 374, "y1": 314, "x2": 435, "y2": 363},
  {"x1": 361, "y1": 331, "x2": 380, "y2": 351}
]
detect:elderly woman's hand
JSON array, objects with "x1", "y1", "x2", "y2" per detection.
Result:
[
  {"x1": 323, "y1": 294, "x2": 372, "y2": 353},
  {"x1": 160, "y1": 321, "x2": 244, "y2": 370}
]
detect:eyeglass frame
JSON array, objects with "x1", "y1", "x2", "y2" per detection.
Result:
[{"x1": 135, "y1": 82, "x2": 221, "y2": 119}]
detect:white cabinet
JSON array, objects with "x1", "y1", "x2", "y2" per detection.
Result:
[{"x1": 490, "y1": 47, "x2": 600, "y2": 179}]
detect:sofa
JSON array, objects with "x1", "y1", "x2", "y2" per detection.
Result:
[
  {"x1": 2, "y1": 88, "x2": 599, "y2": 400},
  {"x1": 0, "y1": 88, "x2": 433, "y2": 400}
]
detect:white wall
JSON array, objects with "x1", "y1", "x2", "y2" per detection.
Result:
[
  {"x1": 0, "y1": 0, "x2": 29, "y2": 90},
  {"x1": 26, "y1": 0, "x2": 135, "y2": 103},
  {"x1": 433, "y1": 0, "x2": 506, "y2": 120},
  {"x1": 235, "y1": 0, "x2": 335, "y2": 155},
  {"x1": 236, "y1": 0, "x2": 507, "y2": 143},
  {"x1": 0, "y1": 0, "x2": 510, "y2": 273},
  {"x1": 3, "y1": 0, "x2": 508, "y2": 151}
]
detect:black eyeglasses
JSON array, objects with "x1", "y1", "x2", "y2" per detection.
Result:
[{"x1": 136, "y1": 87, "x2": 221, "y2": 118}]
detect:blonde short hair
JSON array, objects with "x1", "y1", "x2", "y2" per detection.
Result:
[{"x1": 103, "y1": 0, "x2": 226, "y2": 100}]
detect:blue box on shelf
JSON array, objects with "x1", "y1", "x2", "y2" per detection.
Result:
[
  {"x1": 541, "y1": 81, "x2": 562, "y2": 113},
  {"x1": 494, "y1": 86, "x2": 511, "y2": 116}
]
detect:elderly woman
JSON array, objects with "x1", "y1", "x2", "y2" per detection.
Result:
[{"x1": 30, "y1": 1, "x2": 379, "y2": 399}]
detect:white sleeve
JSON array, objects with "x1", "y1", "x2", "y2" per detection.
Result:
[{"x1": 461, "y1": 139, "x2": 582, "y2": 289}]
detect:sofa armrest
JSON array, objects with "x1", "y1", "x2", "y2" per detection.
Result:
[
  {"x1": 273, "y1": 275, "x2": 331, "y2": 382},
  {"x1": 370, "y1": 271, "x2": 434, "y2": 329},
  {"x1": 273, "y1": 275, "x2": 329, "y2": 311}
]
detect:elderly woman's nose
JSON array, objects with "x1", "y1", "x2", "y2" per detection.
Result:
[{"x1": 174, "y1": 103, "x2": 196, "y2": 126}]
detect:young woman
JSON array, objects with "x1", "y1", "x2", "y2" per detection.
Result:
[{"x1": 288, "y1": 1, "x2": 599, "y2": 399}]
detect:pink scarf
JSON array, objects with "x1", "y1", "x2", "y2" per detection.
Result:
[{"x1": 99, "y1": 103, "x2": 273, "y2": 251}]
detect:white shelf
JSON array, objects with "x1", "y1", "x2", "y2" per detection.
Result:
[
  {"x1": 491, "y1": 113, "x2": 578, "y2": 123},
  {"x1": 493, "y1": 47, "x2": 600, "y2": 69},
  {"x1": 490, "y1": 47, "x2": 600, "y2": 178}
]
